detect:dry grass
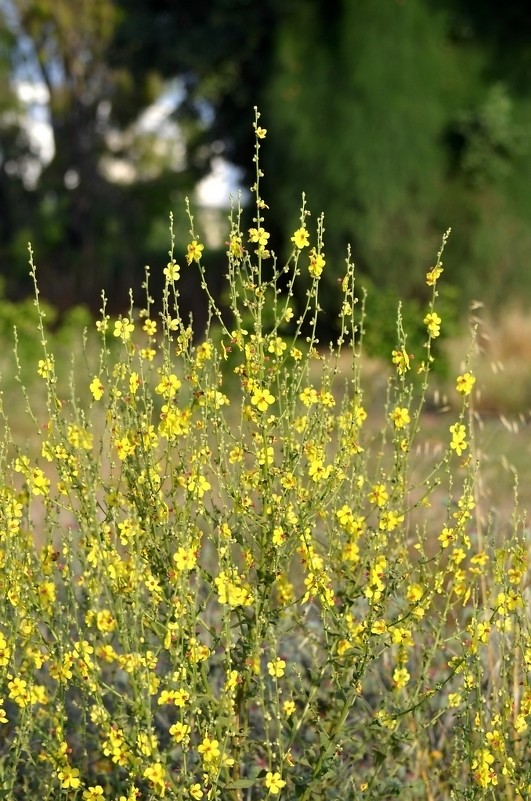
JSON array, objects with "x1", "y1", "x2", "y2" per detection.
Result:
[{"x1": 445, "y1": 303, "x2": 531, "y2": 415}]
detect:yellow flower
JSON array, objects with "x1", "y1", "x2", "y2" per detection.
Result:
[
  {"x1": 30, "y1": 467, "x2": 50, "y2": 497},
  {"x1": 265, "y1": 771, "x2": 286, "y2": 795},
  {"x1": 353, "y1": 405, "x2": 367, "y2": 426},
  {"x1": 390, "y1": 406, "x2": 410, "y2": 429},
  {"x1": 165, "y1": 316, "x2": 179, "y2": 331},
  {"x1": 96, "y1": 316, "x2": 109, "y2": 334},
  {"x1": 196, "y1": 340, "x2": 213, "y2": 362},
  {"x1": 57, "y1": 765, "x2": 81, "y2": 789},
  {"x1": 8, "y1": 677, "x2": 30, "y2": 707},
  {"x1": 197, "y1": 735, "x2": 220, "y2": 763},
  {"x1": 471, "y1": 748, "x2": 497, "y2": 788},
  {"x1": 371, "y1": 619, "x2": 387, "y2": 635},
  {"x1": 37, "y1": 357, "x2": 54, "y2": 378},
  {"x1": 392, "y1": 348, "x2": 410, "y2": 374},
  {"x1": 392, "y1": 667, "x2": 410, "y2": 689},
  {"x1": 291, "y1": 347, "x2": 303, "y2": 361},
  {"x1": 379, "y1": 510, "x2": 404, "y2": 532},
  {"x1": 299, "y1": 386, "x2": 318, "y2": 407},
  {"x1": 308, "y1": 457, "x2": 332, "y2": 483},
  {"x1": 376, "y1": 710, "x2": 397, "y2": 731},
  {"x1": 143, "y1": 762, "x2": 166, "y2": 793},
  {"x1": 268, "y1": 336, "x2": 287, "y2": 357},
  {"x1": 336, "y1": 505, "x2": 354, "y2": 529},
  {"x1": 450, "y1": 422, "x2": 467, "y2": 455},
  {"x1": 113, "y1": 318, "x2": 135, "y2": 341},
  {"x1": 189, "y1": 784, "x2": 203, "y2": 800},
  {"x1": 508, "y1": 567, "x2": 523, "y2": 585},
  {"x1": 173, "y1": 546, "x2": 197, "y2": 572},
  {"x1": 248, "y1": 227, "x2": 270, "y2": 247},
  {"x1": 164, "y1": 260, "x2": 180, "y2": 281},
  {"x1": 129, "y1": 371, "x2": 140, "y2": 395},
  {"x1": 83, "y1": 787, "x2": 105, "y2": 800},
  {"x1": 485, "y1": 730, "x2": 503, "y2": 751},
  {"x1": 426, "y1": 265, "x2": 443, "y2": 285},
  {"x1": 368, "y1": 483, "x2": 388, "y2": 507},
  {"x1": 215, "y1": 570, "x2": 253, "y2": 607},
  {"x1": 169, "y1": 721, "x2": 190, "y2": 743},
  {"x1": 308, "y1": 247, "x2": 325, "y2": 278},
  {"x1": 137, "y1": 732, "x2": 158, "y2": 756},
  {"x1": 229, "y1": 446, "x2": 244, "y2": 463},
  {"x1": 38, "y1": 581, "x2": 56, "y2": 609},
  {"x1": 438, "y1": 526, "x2": 455, "y2": 548},
  {"x1": 390, "y1": 627, "x2": 413, "y2": 647},
  {"x1": 283, "y1": 700, "x2": 295, "y2": 717},
  {"x1": 186, "y1": 240, "x2": 204, "y2": 264},
  {"x1": 251, "y1": 387, "x2": 275, "y2": 412},
  {"x1": 257, "y1": 445, "x2": 274, "y2": 466},
  {"x1": 187, "y1": 473, "x2": 211, "y2": 498},
  {"x1": 96, "y1": 609, "x2": 116, "y2": 633},
  {"x1": 424, "y1": 311, "x2": 441, "y2": 338},
  {"x1": 456, "y1": 371, "x2": 476, "y2": 395},
  {"x1": 155, "y1": 373, "x2": 181, "y2": 399},
  {"x1": 514, "y1": 714, "x2": 527, "y2": 734},
  {"x1": 473, "y1": 620, "x2": 491, "y2": 644},
  {"x1": 267, "y1": 658, "x2": 286, "y2": 678},
  {"x1": 89, "y1": 376, "x2": 104, "y2": 401},
  {"x1": 229, "y1": 233, "x2": 243, "y2": 258},
  {"x1": 143, "y1": 318, "x2": 157, "y2": 335},
  {"x1": 448, "y1": 692, "x2": 462, "y2": 708},
  {"x1": 255, "y1": 126, "x2": 267, "y2": 139},
  {"x1": 319, "y1": 390, "x2": 335, "y2": 408},
  {"x1": 291, "y1": 227, "x2": 310, "y2": 249}
]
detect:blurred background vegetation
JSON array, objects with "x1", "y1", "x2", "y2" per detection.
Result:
[{"x1": 1, "y1": 0, "x2": 531, "y2": 343}]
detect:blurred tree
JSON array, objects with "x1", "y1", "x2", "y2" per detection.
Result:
[
  {"x1": 258, "y1": 0, "x2": 531, "y2": 330},
  {"x1": 110, "y1": 0, "x2": 283, "y2": 173},
  {"x1": 0, "y1": 0, "x2": 288, "y2": 314},
  {"x1": 435, "y1": 0, "x2": 531, "y2": 304},
  {"x1": 262, "y1": 0, "x2": 462, "y2": 303},
  {"x1": 442, "y1": 0, "x2": 531, "y2": 91},
  {"x1": 0, "y1": 19, "x2": 33, "y2": 262},
  {"x1": 0, "y1": 0, "x2": 212, "y2": 309},
  {"x1": 1, "y1": 0, "x2": 531, "y2": 323}
]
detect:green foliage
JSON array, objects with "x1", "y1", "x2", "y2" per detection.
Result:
[
  {"x1": 453, "y1": 84, "x2": 526, "y2": 184},
  {"x1": 0, "y1": 276, "x2": 57, "y2": 363},
  {"x1": 0, "y1": 276, "x2": 92, "y2": 398},
  {"x1": 260, "y1": 0, "x2": 531, "y2": 316},
  {"x1": 0, "y1": 126, "x2": 530, "y2": 800},
  {"x1": 263, "y1": 0, "x2": 455, "y2": 293}
]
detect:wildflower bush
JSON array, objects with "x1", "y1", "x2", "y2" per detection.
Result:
[{"x1": 0, "y1": 113, "x2": 530, "y2": 801}]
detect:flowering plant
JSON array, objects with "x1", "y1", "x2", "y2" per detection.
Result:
[{"x1": 0, "y1": 111, "x2": 529, "y2": 800}]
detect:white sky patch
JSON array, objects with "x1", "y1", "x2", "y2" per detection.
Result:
[
  {"x1": 15, "y1": 80, "x2": 54, "y2": 163},
  {"x1": 137, "y1": 80, "x2": 184, "y2": 135},
  {"x1": 15, "y1": 79, "x2": 50, "y2": 107},
  {"x1": 196, "y1": 156, "x2": 247, "y2": 209},
  {"x1": 9, "y1": 76, "x2": 244, "y2": 204}
]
